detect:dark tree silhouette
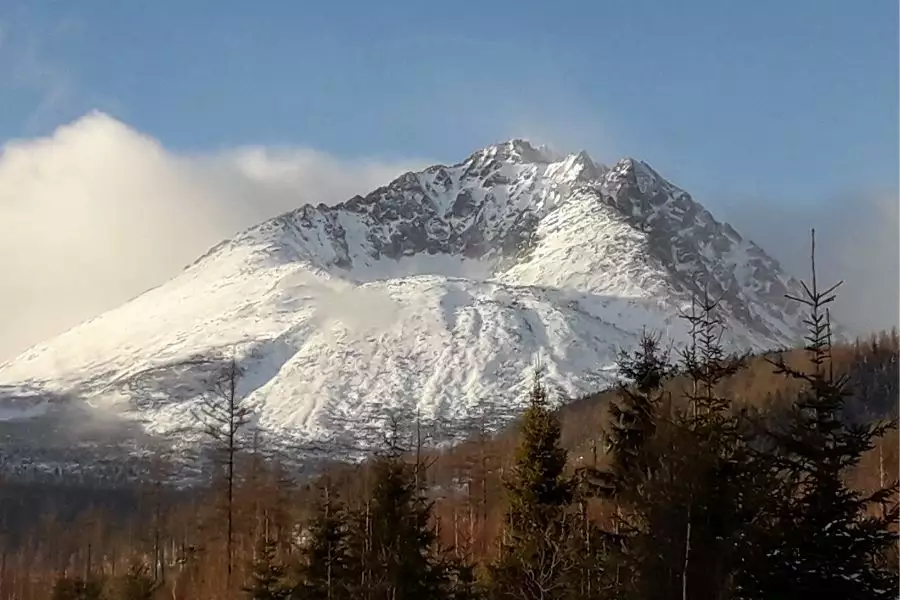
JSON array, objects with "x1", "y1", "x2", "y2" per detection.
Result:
[
  {"x1": 192, "y1": 349, "x2": 253, "y2": 593},
  {"x1": 490, "y1": 369, "x2": 578, "y2": 600},
  {"x1": 739, "y1": 229, "x2": 899, "y2": 600}
]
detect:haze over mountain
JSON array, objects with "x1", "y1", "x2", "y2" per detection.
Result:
[{"x1": 0, "y1": 139, "x2": 809, "y2": 447}]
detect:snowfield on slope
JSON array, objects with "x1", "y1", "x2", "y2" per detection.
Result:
[{"x1": 0, "y1": 140, "x2": 806, "y2": 447}]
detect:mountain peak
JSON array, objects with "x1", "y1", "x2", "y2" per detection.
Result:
[
  {"x1": 468, "y1": 138, "x2": 554, "y2": 165},
  {"x1": 457, "y1": 140, "x2": 609, "y2": 188},
  {"x1": 0, "y1": 140, "x2": 808, "y2": 454}
]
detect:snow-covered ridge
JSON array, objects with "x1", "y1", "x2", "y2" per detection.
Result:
[{"x1": 0, "y1": 139, "x2": 805, "y2": 446}]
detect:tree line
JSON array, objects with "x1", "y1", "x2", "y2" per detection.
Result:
[{"x1": 1, "y1": 231, "x2": 897, "y2": 599}]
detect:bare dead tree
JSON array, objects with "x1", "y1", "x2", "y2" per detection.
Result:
[
  {"x1": 144, "y1": 447, "x2": 172, "y2": 584},
  {"x1": 191, "y1": 349, "x2": 252, "y2": 592}
]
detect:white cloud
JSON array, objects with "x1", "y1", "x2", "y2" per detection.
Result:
[{"x1": 0, "y1": 112, "x2": 426, "y2": 360}]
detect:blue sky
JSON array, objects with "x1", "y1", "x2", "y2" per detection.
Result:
[
  {"x1": 1, "y1": 0, "x2": 897, "y2": 204},
  {"x1": 0, "y1": 1, "x2": 896, "y2": 356}
]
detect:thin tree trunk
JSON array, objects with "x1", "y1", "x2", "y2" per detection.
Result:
[
  {"x1": 581, "y1": 499, "x2": 589, "y2": 598},
  {"x1": 415, "y1": 412, "x2": 422, "y2": 492},
  {"x1": 879, "y1": 443, "x2": 887, "y2": 519},
  {"x1": 480, "y1": 418, "x2": 489, "y2": 556},
  {"x1": 614, "y1": 504, "x2": 621, "y2": 587},
  {"x1": 226, "y1": 357, "x2": 237, "y2": 593},
  {"x1": 325, "y1": 485, "x2": 332, "y2": 600},
  {"x1": 682, "y1": 506, "x2": 691, "y2": 600},
  {"x1": 154, "y1": 480, "x2": 162, "y2": 582},
  {"x1": 463, "y1": 478, "x2": 475, "y2": 560},
  {"x1": 227, "y1": 442, "x2": 234, "y2": 592}
]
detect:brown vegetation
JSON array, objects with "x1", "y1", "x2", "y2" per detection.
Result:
[{"x1": 0, "y1": 329, "x2": 892, "y2": 599}]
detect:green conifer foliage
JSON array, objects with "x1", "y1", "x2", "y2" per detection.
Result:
[
  {"x1": 51, "y1": 576, "x2": 105, "y2": 600},
  {"x1": 243, "y1": 533, "x2": 289, "y2": 600},
  {"x1": 738, "y1": 230, "x2": 899, "y2": 600},
  {"x1": 490, "y1": 370, "x2": 578, "y2": 600},
  {"x1": 296, "y1": 484, "x2": 355, "y2": 600}
]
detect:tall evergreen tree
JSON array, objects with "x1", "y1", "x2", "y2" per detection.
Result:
[
  {"x1": 607, "y1": 332, "x2": 671, "y2": 487},
  {"x1": 243, "y1": 531, "x2": 290, "y2": 600},
  {"x1": 600, "y1": 319, "x2": 760, "y2": 600},
  {"x1": 346, "y1": 450, "x2": 448, "y2": 600},
  {"x1": 678, "y1": 292, "x2": 745, "y2": 421},
  {"x1": 295, "y1": 483, "x2": 354, "y2": 600},
  {"x1": 490, "y1": 369, "x2": 577, "y2": 600},
  {"x1": 595, "y1": 332, "x2": 672, "y2": 599},
  {"x1": 737, "y1": 229, "x2": 899, "y2": 600},
  {"x1": 672, "y1": 294, "x2": 757, "y2": 600}
]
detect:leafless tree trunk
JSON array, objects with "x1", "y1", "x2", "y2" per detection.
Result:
[
  {"x1": 192, "y1": 350, "x2": 252, "y2": 594},
  {"x1": 323, "y1": 483, "x2": 333, "y2": 600},
  {"x1": 146, "y1": 449, "x2": 170, "y2": 583},
  {"x1": 682, "y1": 505, "x2": 691, "y2": 600}
]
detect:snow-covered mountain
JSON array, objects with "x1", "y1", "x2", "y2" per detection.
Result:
[{"x1": 0, "y1": 140, "x2": 806, "y2": 449}]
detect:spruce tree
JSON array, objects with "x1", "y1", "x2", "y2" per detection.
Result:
[
  {"x1": 597, "y1": 332, "x2": 672, "y2": 599},
  {"x1": 737, "y1": 229, "x2": 899, "y2": 600},
  {"x1": 607, "y1": 331, "x2": 671, "y2": 486},
  {"x1": 295, "y1": 483, "x2": 354, "y2": 600},
  {"x1": 244, "y1": 531, "x2": 290, "y2": 600},
  {"x1": 51, "y1": 576, "x2": 104, "y2": 600},
  {"x1": 599, "y1": 321, "x2": 759, "y2": 600},
  {"x1": 442, "y1": 554, "x2": 485, "y2": 600},
  {"x1": 613, "y1": 406, "x2": 698, "y2": 600},
  {"x1": 345, "y1": 449, "x2": 448, "y2": 600},
  {"x1": 101, "y1": 564, "x2": 159, "y2": 600},
  {"x1": 490, "y1": 369, "x2": 577, "y2": 600},
  {"x1": 678, "y1": 292, "x2": 745, "y2": 422},
  {"x1": 672, "y1": 294, "x2": 756, "y2": 599}
]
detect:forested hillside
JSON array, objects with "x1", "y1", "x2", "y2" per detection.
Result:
[{"x1": 0, "y1": 246, "x2": 897, "y2": 600}]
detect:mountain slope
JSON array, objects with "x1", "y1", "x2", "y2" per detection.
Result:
[{"x1": 0, "y1": 140, "x2": 805, "y2": 446}]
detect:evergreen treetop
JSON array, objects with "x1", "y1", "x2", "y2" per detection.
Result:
[{"x1": 738, "y1": 229, "x2": 899, "y2": 600}]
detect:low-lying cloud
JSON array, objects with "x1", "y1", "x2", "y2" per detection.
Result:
[{"x1": 0, "y1": 112, "x2": 426, "y2": 360}]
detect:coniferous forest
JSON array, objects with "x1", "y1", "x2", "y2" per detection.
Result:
[{"x1": 0, "y1": 235, "x2": 897, "y2": 599}]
